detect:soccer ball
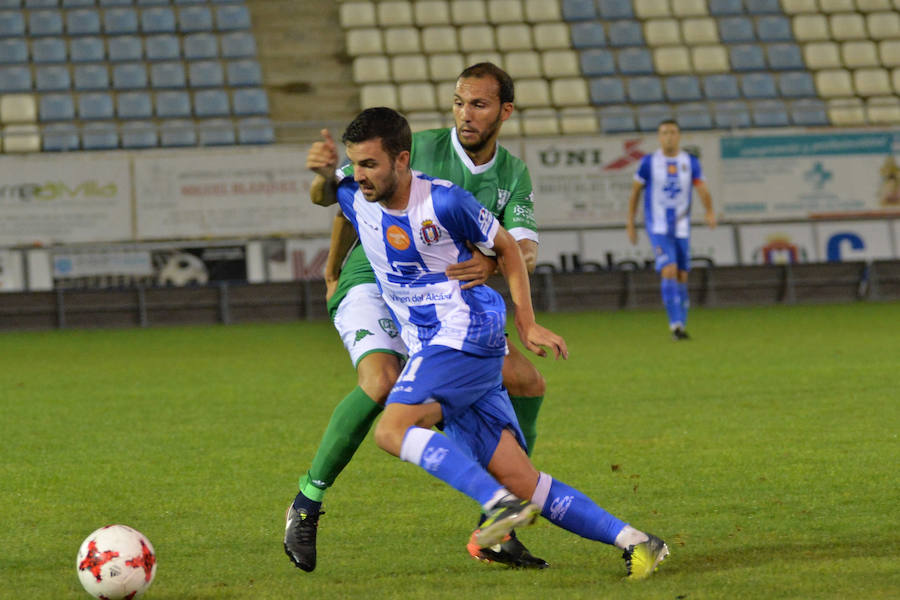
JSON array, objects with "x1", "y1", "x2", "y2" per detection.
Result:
[{"x1": 76, "y1": 525, "x2": 157, "y2": 599}]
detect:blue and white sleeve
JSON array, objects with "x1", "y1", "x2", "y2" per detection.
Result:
[{"x1": 433, "y1": 186, "x2": 500, "y2": 252}]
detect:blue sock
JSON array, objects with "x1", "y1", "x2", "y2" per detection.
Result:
[
  {"x1": 532, "y1": 474, "x2": 626, "y2": 545},
  {"x1": 677, "y1": 281, "x2": 689, "y2": 326},
  {"x1": 660, "y1": 277, "x2": 684, "y2": 330},
  {"x1": 400, "y1": 427, "x2": 505, "y2": 508}
]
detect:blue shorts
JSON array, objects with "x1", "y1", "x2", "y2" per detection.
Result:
[
  {"x1": 648, "y1": 233, "x2": 690, "y2": 272},
  {"x1": 387, "y1": 344, "x2": 526, "y2": 467}
]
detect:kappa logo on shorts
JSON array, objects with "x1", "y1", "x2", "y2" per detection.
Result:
[
  {"x1": 353, "y1": 328, "x2": 373, "y2": 345},
  {"x1": 422, "y1": 446, "x2": 449, "y2": 472},
  {"x1": 386, "y1": 225, "x2": 411, "y2": 250},
  {"x1": 378, "y1": 318, "x2": 399, "y2": 338},
  {"x1": 418, "y1": 219, "x2": 441, "y2": 245},
  {"x1": 549, "y1": 495, "x2": 574, "y2": 521}
]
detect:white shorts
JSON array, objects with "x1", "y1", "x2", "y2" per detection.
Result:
[{"x1": 333, "y1": 283, "x2": 407, "y2": 368}]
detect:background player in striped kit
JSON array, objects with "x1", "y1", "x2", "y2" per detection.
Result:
[
  {"x1": 286, "y1": 64, "x2": 549, "y2": 570},
  {"x1": 626, "y1": 120, "x2": 716, "y2": 340}
]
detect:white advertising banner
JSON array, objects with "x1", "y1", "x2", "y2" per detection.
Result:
[
  {"x1": 264, "y1": 237, "x2": 332, "y2": 281},
  {"x1": 0, "y1": 249, "x2": 25, "y2": 292},
  {"x1": 523, "y1": 132, "x2": 721, "y2": 228},
  {"x1": 813, "y1": 220, "x2": 896, "y2": 262},
  {"x1": 738, "y1": 223, "x2": 817, "y2": 264},
  {"x1": 52, "y1": 250, "x2": 153, "y2": 278},
  {"x1": 578, "y1": 225, "x2": 738, "y2": 269},
  {"x1": 0, "y1": 153, "x2": 132, "y2": 245},
  {"x1": 719, "y1": 131, "x2": 900, "y2": 221},
  {"x1": 134, "y1": 147, "x2": 333, "y2": 240}
]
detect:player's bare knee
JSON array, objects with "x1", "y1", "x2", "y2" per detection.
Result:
[
  {"x1": 502, "y1": 360, "x2": 546, "y2": 397},
  {"x1": 373, "y1": 419, "x2": 402, "y2": 455},
  {"x1": 660, "y1": 264, "x2": 678, "y2": 279},
  {"x1": 358, "y1": 355, "x2": 401, "y2": 405}
]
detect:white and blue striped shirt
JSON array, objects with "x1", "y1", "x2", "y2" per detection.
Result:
[{"x1": 634, "y1": 149, "x2": 704, "y2": 239}]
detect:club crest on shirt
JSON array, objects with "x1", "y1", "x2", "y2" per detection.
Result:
[
  {"x1": 667, "y1": 162, "x2": 678, "y2": 175},
  {"x1": 418, "y1": 219, "x2": 441, "y2": 245},
  {"x1": 386, "y1": 225, "x2": 411, "y2": 250}
]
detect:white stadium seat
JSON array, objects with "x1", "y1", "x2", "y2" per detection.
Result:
[
  {"x1": 634, "y1": 0, "x2": 671, "y2": 19},
  {"x1": 866, "y1": 95, "x2": 900, "y2": 123},
  {"x1": 496, "y1": 23, "x2": 534, "y2": 51},
  {"x1": 792, "y1": 14, "x2": 830, "y2": 41},
  {"x1": 360, "y1": 83, "x2": 398, "y2": 108},
  {"x1": 818, "y1": 0, "x2": 855, "y2": 12},
  {"x1": 504, "y1": 50, "x2": 543, "y2": 77},
  {"x1": 841, "y1": 41, "x2": 879, "y2": 69},
  {"x1": 853, "y1": 67, "x2": 892, "y2": 96},
  {"x1": 345, "y1": 28, "x2": 384, "y2": 56},
  {"x1": 421, "y1": 26, "x2": 459, "y2": 53},
  {"x1": 451, "y1": 0, "x2": 489, "y2": 25},
  {"x1": 487, "y1": 0, "x2": 525, "y2": 24},
  {"x1": 391, "y1": 54, "x2": 429, "y2": 82},
  {"x1": 828, "y1": 13, "x2": 868, "y2": 41},
  {"x1": 532, "y1": 22, "x2": 570, "y2": 49},
  {"x1": 415, "y1": 1, "x2": 451, "y2": 26},
  {"x1": 560, "y1": 106, "x2": 598, "y2": 133},
  {"x1": 399, "y1": 82, "x2": 437, "y2": 111},
  {"x1": 542, "y1": 49, "x2": 580, "y2": 77},
  {"x1": 458, "y1": 25, "x2": 496, "y2": 51},
  {"x1": 377, "y1": 1, "x2": 414, "y2": 26},
  {"x1": 384, "y1": 27, "x2": 421, "y2": 54},
  {"x1": 428, "y1": 52, "x2": 466, "y2": 80},
  {"x1": 339, "y1": 2, "x2": 376, "y2": 29},
  {"x1": 515, "y1": 77, "x2": 551, "y2": 108},
  {"x1": 521, "y1": 108, "x2": 560, "y2": 135},
  {"x1": 803, "y1": 42, "x2": 841, "y2": 70},
  {"x1": 645, "y1": 19, "x2": 682, "y2": 46},
  {"x1": 654, "y1": 45, "x2": 693, "y2": 74},
  {"x1": 815, "y1": 68, "x2": 854, "y2": 97},
  {"x1": 523, "y1": 0, "x2": 561, "y2": 22},
  {"x1": 550, "y1": 76, "x2": 590, "y2": 105},
  {"x1": 879, "y1": 41, "x2": 900, "y2": 68},
  {"x1": 352, "y1": 55, "x2": 391, "y2": 83},
  {"x1": 671, "y1": 0, "x2": 708, "y2": 17},
  {"x1": 827, "y1": 97, "x2": 865, "y2": 125},
  {"x1": 681, "y1": 18, "x2": 719, "y2": 45},
  {"x1": 691, "y1": 45, "x2": 729, "y2": 73},
  {"x1": 866, "y1": 12, "x2": 900, "y2": 41}
]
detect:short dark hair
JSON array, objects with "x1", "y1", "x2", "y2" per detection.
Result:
[
  {"x1": 341, "y1": 107, "x2": 411, "y2": 161},
  {"x1": 458, "y1": 62, "x2": 515, "y2": 104},
  {"x1": 658, "y1": 119, "x2": 680, "y2": 130}
]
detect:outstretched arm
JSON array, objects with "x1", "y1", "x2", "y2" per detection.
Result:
[
  {"x1": 307, "y1": 128, "x2": 340, "y2": 207},
  {"x1": 492, "y1": 227, "x2": 568, "y2": 360}
]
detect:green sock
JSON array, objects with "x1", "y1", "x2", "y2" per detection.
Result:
[
  {"x1": 509, "y1": 395, "x2": 543, "y2": 457},
  {"x1": 298, "y1": 386, "x2": 383, "y2": 501}
]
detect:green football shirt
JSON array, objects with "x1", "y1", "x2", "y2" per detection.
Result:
[{"x1": 326, "y1": 127, "x2": 538, "y2": 319}]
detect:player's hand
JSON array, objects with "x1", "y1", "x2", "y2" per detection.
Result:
[
  {"x1": 324, "y1": 277, "x2": 339, "y2": 301},
  {"x1": 306, "y1": 129, "x2": 339, "y2": 179},
  {"x1": 516, "y1": 321, "x2": 568, "y2": 360},
  {"x1": 705, "y1": 210, "x2": 717, "y2": 229},
  {"x1": 625, "y1": 221, "x2": 638, "y2": 245},
  {"x1": 445, "y1": 242, "x2": 498, "y2": 289}
]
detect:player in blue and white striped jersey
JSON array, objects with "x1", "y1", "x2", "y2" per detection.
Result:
[
  {"x1": 297, "y1": 107, "x2": 670, "y2": 579},
  {"x1": 626, "y1": 120, "x2": 716, "y2": 340}
]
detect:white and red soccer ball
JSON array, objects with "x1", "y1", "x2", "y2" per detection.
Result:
[{"x1": 76, "y1": 525, "x2": 156, "y2": 599}]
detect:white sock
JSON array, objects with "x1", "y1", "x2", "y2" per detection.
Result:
[{"x1": 614, "y1": 525, "x2": 649, "y2": 550}]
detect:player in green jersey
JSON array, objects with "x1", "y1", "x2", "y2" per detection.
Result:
[{"x1": 285, "y1": 63, "x2": 549, "y2": 571}]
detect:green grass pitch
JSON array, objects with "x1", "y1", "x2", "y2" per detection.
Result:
[{"x1": 1, "y1": 302, "x2": 898, "y2": 599}]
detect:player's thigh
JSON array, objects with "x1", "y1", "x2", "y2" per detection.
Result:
[
  {"x1": 648, "y1": 233, "x2": 678, "y2": 273},
  {"x1": 333, "y1": 283, "x2": 406, "y2": 368},
  {"x1": 501, "y1": 343, "x2": 545, "y2": 397},
  {"x1": 674, "y1": 237, "x2": 691, "y2": 274},
  {"x1": 375, "y1": 402, "x2": 444, "y2": 456},
  {"x1": 487, "y1": 429, "x2": 540, "y2": 500}
]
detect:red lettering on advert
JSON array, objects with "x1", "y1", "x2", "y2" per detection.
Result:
[
  {"x1": 181, "y1": 184, "x2": 229, "y2": 196},
  {"x1": 231, "y1": 181, "x2": 298, "y2": 195}
]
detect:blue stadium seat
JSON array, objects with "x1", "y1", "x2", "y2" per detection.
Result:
[
  {"x1": 729, "y1": 44, "x2": 766, "y2": 72},
  {"x1": 703, "y1": 74, "x2": 739, "y2": 100},
  {"x1": 675, "y1": 102, "x2": 713, "y2": 130},
  {"x1": 598, "y1": 0, "x2": 634, "y2": 20},
  {"x1": 39, "y1": 93, "x2": 75, "y2": 120},
  {"x1": 117, "y1": 91, "x2": 153, "y2": 119},
  {"x1": 179, "y1": 6, "x2": 213, "y2": 32},
  {"x1": 198, "y1": 118, "x2": 236, "y2": 146},
  {"x1": 29, "y1": 10, "x2": 64, "y2": 36},
  {"x1": 589, "y1": 76, "x2": 626, "y2": 105},
  {"x1": 740, "y1": 72, "x2": 777, "y2": 99},
  {"x1": 184, "y1": 32, "x2": 218, "y2": 59},
  {"x1": 145, "y1": 34, "x2": 180, "y2": 60},
  {"x1": 69, "y1": 37, "x2": 105, "y2": 62},
  {"x1": 66, "y1": 9, "x2": 101, "y2": 35},
  {"x1": 570, "y1": 22, "x2": 606, "y2": 49},
  {"x1": 63, "y1": 0, "x2": 97, "y2": 7},
  {"x1": 104, "y1": 9, "x2": 139, "y2": 35},
  {"x1": 718, "y1": 17, "x2": 755, "y2": 44},
  {"x1": 99, "y1": 0, "x2": 133, "y2": 6},
  {"x1": 756, "y1": 16, "x2": 792, "y2": 43},
  {"x1": 150, "y1": 61, "x2": 186, "y2": 88},
  {"x1": 0, "y1": 0, "x2": 19, "y2": 5},
  {"x1": 26, "y1": 0, "x2": 57, "y2": 7},
  {"x1": 599, "y1": 105, "x2": 636, "y2": 132},
  {"x1": 159, "y1": 118, "x2": 196, "y2": 146},
  {"x1": 744, "y1": 0, "x2": 782, "y2": 15},
  {"x1": 0, "y1": 38, "x2": 28, "y2": 63},
  {"x1": 561, "y1": 0, "x2": 597, "y2": 21},
  {"x1": 226, "y1": 59, "x2": 262, "y2": 87},
  {"x1": 155, "y1": 90, "x2": 191, "y2": 117},
  {"x1": 220, "y1": 32, "x2": 256, "y2": 58},
  {"x1": 215, "y1": 5, "x2": 251, "y2": 30},
  {"x1": 789, "y1": 99, "x2": 828, "y2": 126},
  {"x1": 637, "y1": 103, "x2": 674, "y2": 131},
  {"x1": 35, "y1": 64, "x2": 70, "y2": 90},
  {"x1": 141, "y1": 7, "x2": 176, "y2": 33},
  {"x1": 188, "y1": 60, "x2": 224, "y2": 87},
  {"x1": 194, "y1": 88, "x2": 230, "y2": 117},
  {"x1": 0, "y1": 65, "x2": 31, "y2": 91},
  {"x1": 232, "y1": 87, "x2": 268, "y2": 116},
  {"x1": 766, "y1": 43, "x2": 804, "y2": 71},
  {"x1": 664, "y1": 75, "x2": 702, "y2": 102},
  {"x1": 608, "y1": 21, "x2": 644, "y2": 47},
  {"x1": 580, "y1": 49, "x2": 616, "y2": 76},
  {"x1": 81, "y1": 121, "x2": 119, "y2": 150},
  {"x1": 713, "y1": 100, "x2": 751, "y2": 128},
  {"x1": 751, "y1": 99, "x2": 789, "y2": 127},
  {"x1": 112, "y1": 62, "x2": 148, "y2": 89},
  {"x1": 137, "y1": 0, "x2": 171, "y2": 5},
  {"x1": 0, "y1": 11, "x2": 26, "y2": 37},
  {"x1": 73, "y1": 63, "x2": 109, "y2": 90},
  {"x1": 617, "y1": 48, "x2": 653, "y2": 75},
  {"x1": 778, "y1": 71, "x2": 816, "y2": 98},
  {"x1": 42, "y1": 122, "x2": 79, "y2": 151},
  {"x1": 78, "y1": 91, "x2": 114, "y2": 119},
  {"x1": 708, "y1": 0, "x2": 742, "y2": 16},
  {"x1": 108, "y1": 35, "x2": 143, "y2": 61},
  {"x1": 237, "y1": 117, "x2": 275, "y2": 144},
  {"x1": 627, "y1": 76, "x2": 664, "y2": 103},
  {"x1": 120, "y1": 120, "x2": 158, "y2": 148},
  {"x1": 32, "y1": 37, "x2": 66, "y2": 62},
  {"x1": 175, "y1": 0, "x2": 209, "y2": 4}
]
